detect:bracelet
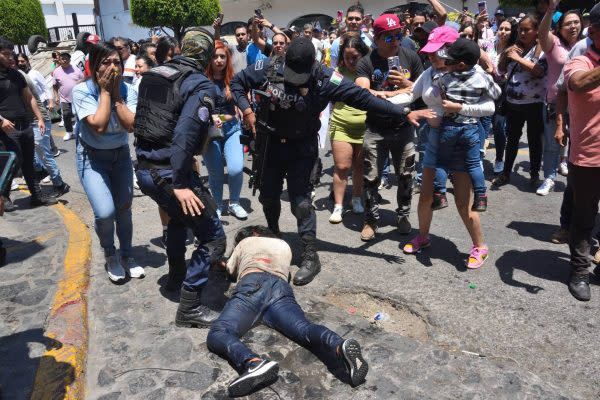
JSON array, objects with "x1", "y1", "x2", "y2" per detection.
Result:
[{"x1": 269, "y1": 24, "x2": 275, "y2": 30}]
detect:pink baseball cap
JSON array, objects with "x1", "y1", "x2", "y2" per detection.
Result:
[{"x1": 419, "y1": 26, "x2": 459, "y2": 54}]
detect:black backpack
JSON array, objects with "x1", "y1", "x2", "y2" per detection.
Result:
[{"x1": 133, "y1": 63, "x2": 195, "y2": 146}]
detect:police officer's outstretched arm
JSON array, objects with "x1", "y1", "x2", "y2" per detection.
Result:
[
  {"x1": 230, "y1": 61, "x2": 269, "y2": 135},
  {"x1": 319, "y1": 68, "x2": 435, "y2": 126},
  {"x1": 170, "y1": 84, "x2": 216, "y2": 216}
]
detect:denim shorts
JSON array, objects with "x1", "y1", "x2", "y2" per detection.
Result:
[{"x1": 423, "y1": 120, "x2": 481, "y2": 173}]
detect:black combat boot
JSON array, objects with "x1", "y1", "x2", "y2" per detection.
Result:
[
  {"x1": 165, "y1": 259, "x2": 187, "y2": 291},
  {"x1": 30, "y1": 182, "x2": 58, "y2": 207},
  {"x1": 175, "y1": 287, "x2": 219, "y2": 328},
  {"x1": 293, "y1": 238, "x2": 321, "y2": 286}
]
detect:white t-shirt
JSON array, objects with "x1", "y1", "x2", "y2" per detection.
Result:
[
  {"x1": 71, "y1": 50, "x2": 86, "y2": 72},
  {"x1": 311, "y1": 37, "x2": 323, "y2": 62},
  {"x1": 123, "y1": 54, "x2": 137, "y2": 78}
]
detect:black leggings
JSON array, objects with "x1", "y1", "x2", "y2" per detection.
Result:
[
  {"x1": 0, "y1": 125, "x2": 36, "y2": 197},
  {"x1": 502, "y1": 102, "x2": 544, "y2": 177}
]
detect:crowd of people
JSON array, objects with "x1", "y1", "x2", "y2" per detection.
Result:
[{"x1": 1, "y1": 0, "x2": 599, "y2": 396}]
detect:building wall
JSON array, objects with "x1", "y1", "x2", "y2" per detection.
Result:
[
  {"x1": 41, "y1": 0, "x2": 95, "y2": 28},
  {"x1": 95, "y1": 0, "x2": 501, "y2": 41},
  {"x1": 219, "y1": 0, "x2": 501, "y2": 29}
]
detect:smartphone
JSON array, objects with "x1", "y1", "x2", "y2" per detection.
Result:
[
  {"x1": 254, "y1": 9, "x2": 263, "y2": 18},
  {"x1": 337, "y1": 10, "x2": 343, "y2": 23},
  {"x1": 217, "y1": 13, "x2": 224, "y2": 23},
  {"x1": 478, "y1": 1, "x2": 487, "y2": 13}
]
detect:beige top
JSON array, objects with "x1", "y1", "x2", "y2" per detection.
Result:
[{"x1": 226, "y1": 237, "x2": 292, "y2": 281}]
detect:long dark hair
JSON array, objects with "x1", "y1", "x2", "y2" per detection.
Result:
[
  {"x1": 554, "y1": 10, "x2": 583, "y2": 49},
  {"x1": 88, "y1": 42, "x2": 123, "y2": 87},
  {"x1": 498, "y1": 18, "x2": 519, "y2": 48},
  {"x1": 338, "y1": 31, "x2": 370, "y2": 69},
  {"x1": 156, "y1": 36, "x2": 179, "y2": 64}
]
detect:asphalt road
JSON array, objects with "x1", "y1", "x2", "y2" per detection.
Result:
[{"x1": 43, "y1": 124, "x2": 600, "y2": 399}]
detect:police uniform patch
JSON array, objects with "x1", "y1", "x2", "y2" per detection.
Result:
[
  {"x1": 330, "y1": 71, "x2": 343, "y2": 86},
  {"x1": 197, "y1": 106, "x2": 210, "y2": 122},
  {"x1": 202, "y1": 95, "x2": 215, "y2": 111},
  {"x1": 255, "y1": 59, "x2": 264, "y2": 70}
]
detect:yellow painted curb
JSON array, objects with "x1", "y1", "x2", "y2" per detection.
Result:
[{"x1": 30, "y1": 202, "x2": 91, "y2": 400}]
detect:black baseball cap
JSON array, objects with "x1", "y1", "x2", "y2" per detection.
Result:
[
  {"x1": 590, "y1": 3, "x2": 600, "y2": 26},
  {"x1": 437, "y1": 37, "x2": 480, "y2": 66},
  {"x1": 417, "y1": 21, "x2": 438, "y2": 35},
  {"x1": 284, "y1": 37, "x2": 315, "y2": 86}
]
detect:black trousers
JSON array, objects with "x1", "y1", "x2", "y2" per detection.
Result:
[
  {"x1": 502, "y1": 102, "x2": 544, "y2": 178},
  {"x1": 259, "y1": 136, "x2": 317, "y2": 240},
  {"x1": 568, "y1": 164, "x2": 600, "y2": 275},
  {"x1": 0, "y1": 125, "x2": 36, "y2": 198},
  {"x1": 61, "y1": 102, "x2": 74, "y2": 133}
]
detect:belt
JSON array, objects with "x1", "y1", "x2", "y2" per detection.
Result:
[{"x1": 137, "y1": 159, "x2": 171, "y2": 170}]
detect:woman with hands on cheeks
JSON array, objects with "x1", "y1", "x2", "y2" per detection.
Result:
[{"x1": 72, "y1": 42, "x2": 145, "y2": 284}]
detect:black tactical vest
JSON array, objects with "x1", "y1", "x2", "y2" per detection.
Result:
[
  {"x1": 261, "y1": 57, "x2": 322, "y2": 139},
  {"x1": 133, "y1": 63, "x2": 195, "y2": 146}
]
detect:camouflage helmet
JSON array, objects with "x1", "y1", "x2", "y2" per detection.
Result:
[{"x1": 180, "y1": 28, "x2": 214, "y2": 70}]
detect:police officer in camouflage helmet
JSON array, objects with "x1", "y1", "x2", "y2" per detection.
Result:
[{"x1": 134, "y1": 30, "x2": 225, "y2": 328}]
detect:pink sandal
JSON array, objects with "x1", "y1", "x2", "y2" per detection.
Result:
[
  {"x1": 467, "y1": 245, "x2": 489, "y2": 269},
  {"x1": 403, "y1": 235, "x2": 431, "y2": 254}
]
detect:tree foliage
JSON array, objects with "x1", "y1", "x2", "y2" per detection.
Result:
[
  {"x1": 0, "y1": 0, "x2": 47, "y2": 44},
  {"x1": 131, "y1": 0, "x2": 220, "y2": 42}
]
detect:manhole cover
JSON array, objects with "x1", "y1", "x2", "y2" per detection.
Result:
[{"x1": 324, "y1": 291, "x2": 429, "y2": 341}]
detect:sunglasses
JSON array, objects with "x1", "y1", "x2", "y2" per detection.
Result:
[
  {"x1": 101, "y1": 59, "x2": 121, "y2": 66},
  {"x1": 383, "y1": 33, "x2": 403, "y2": 43},
  {"x1": 347, "y1": 16, "x2": 363, "y2": 22},
  {"x1": 444, "y1": 59, "x2": 460, "y2": 65}
]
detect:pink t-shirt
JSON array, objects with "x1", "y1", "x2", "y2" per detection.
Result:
[
  {"x1": 51, "y1": 65, "x2": 84, "y2": 103},
  {"x1": 564, "y1": 50, "x2": 600, "y2": 167},
  {"x1": 544, "y1": 35, "x2": 569, "y2": 103}
]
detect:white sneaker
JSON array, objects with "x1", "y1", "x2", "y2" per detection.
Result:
[
  {"x1": 10, "y1": 180, "x2": 19, "y2": 191},
  {"x1": 58, "y1": 120, "x2": 64, "y2": 127},
  {"x1": 493, "y1": 161, "x2": 504, "y2": 174},
  {"x1": 63, "y1": 132, "x2": 73, "y2": 141},
  {"x1": 216, "y1": 208, "x2": 222, "y2": 219},
  {"x1": 228, "y1": 203, "x2": 248, "y2": 219},
  {"x1": 329, "y1": 204, "x2": 343, "y2": 224},
  {"x1": 42, "y1": 175, "x2": 51, "y2": 184},
  {"x1": 536, "y1": 178, "x2": 555, "y2": 196},
  {"x1": 351, "y1": 197, "x2": 364, "y2": 214},
  {"x1": 558, "y1": 162, "x2": 569, "y2": 177},
  {"x1": 133, "y1": 174, "x2": 140, "y2": 190},
  {"x1": 121, "y1": 256, "x2": 145, "y2": 278},
  {"x1": 105, "y1": 255, "x2": 126, "y2": 283}
]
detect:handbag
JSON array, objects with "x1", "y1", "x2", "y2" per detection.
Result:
[{"x1": 495, "y1": 64, "x2": 516, "y2": 116}]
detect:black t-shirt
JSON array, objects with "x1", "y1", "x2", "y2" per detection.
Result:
[
  {"x1": 0, "y1": 68, "x2": 27, "y2": 121},
  {"x1": 213, "y1": 80, "x2": 236, "y2": 115},
  {"x1": 355, "y1": 47, "x2": 424, "y2": 126}
]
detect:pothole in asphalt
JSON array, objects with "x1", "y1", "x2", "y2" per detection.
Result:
[{"x1": 323, "y1": 291, "x2": 430, "y2": 341}]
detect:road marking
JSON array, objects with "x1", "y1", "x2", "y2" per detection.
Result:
[{"x1": 30, "y1": 202, "x2": 91, "y2": 400}]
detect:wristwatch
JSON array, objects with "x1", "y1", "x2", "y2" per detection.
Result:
[{"x1": 402, "y1": 106, "x2": 411, "y2": 115}]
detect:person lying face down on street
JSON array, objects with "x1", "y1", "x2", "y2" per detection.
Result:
[{"x1": 206, "y1": 225, "x2": 369, "y2": 397}]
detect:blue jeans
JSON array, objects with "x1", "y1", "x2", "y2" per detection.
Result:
[
  {"x1": 542, "y1": 103, "x2": 560, "y2": 180},
  {"x1": 135, "y1": 168, "x2": 225, "y2": 290},
  {"x1": 33, "y1": 120, "x2": 63, "y2": 187},
  {"x1": 207, "y1": 272, "x2": 344, "y2": 372},
  {"x1": 420, "y1": 125, "x2": 448, "y2": 194},
  {"x1": 493, "y1": 114, "x2": 507, "y2": 162},
  {"x1": 76, "y1": 142, "x2": 133, "y2": 257},
  {"x1": 203, "y1": 120, "x2": 244, "y2": 208},
  {"x1": 437, "y1": 120, "x2": 486, "y2": 196}
]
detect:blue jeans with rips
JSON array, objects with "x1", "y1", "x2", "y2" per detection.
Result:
[
  {"x1": 76, "y1": 142, "x2": 133, "y2": 257},
  {"x1": 207, "y1": 272, "x2": 344, "y2": 372},
  {"x1": 33, "y1": 120, "x2": 64, "y2": 187}
]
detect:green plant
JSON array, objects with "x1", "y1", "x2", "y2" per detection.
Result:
[
  {"x1": 0, "y1": 0, "x2": 47, "y2": 44},
  {"x1": 131, "y1": 0, "x2": 220, "y2": 42}
]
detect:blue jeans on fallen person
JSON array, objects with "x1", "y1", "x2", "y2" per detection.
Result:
[
  {"x1": 207, "y1": 272, "x2": 344, "y2": 372},
  {"x1": 203, "y1": 120, "x2": 245, "y2": 208},
  {"x1": 33, "y1": 120, "x2": 63, "y2": 187},
  {"x1": 437, "y1": 120, "x2": 486, "y2": 196},
  {"x1": 76, "y1": 142, "x2": 133, "y2": 257}
]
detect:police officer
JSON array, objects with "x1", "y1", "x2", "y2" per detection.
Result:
[
  {"x1": 134, "y1": 31, "x2": 225, "y2": 328},
  {"x1": 231, "y1": 37, "x2": 433, "y2": 286}
]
